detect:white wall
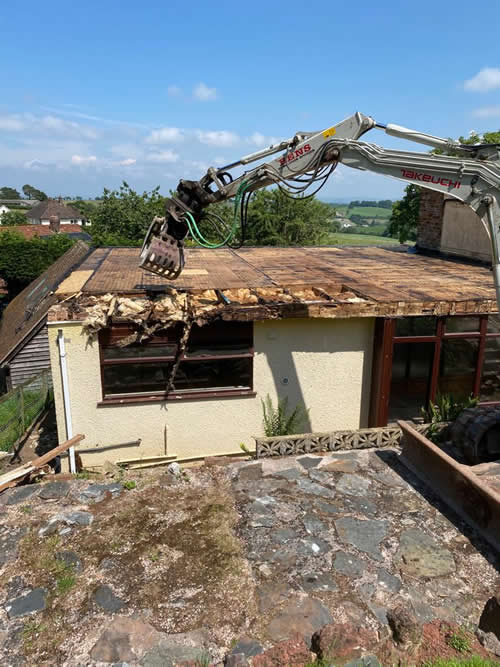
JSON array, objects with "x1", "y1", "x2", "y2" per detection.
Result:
[
  {"x1": 38, "y1": 218, "x2": 83, "y2": 226},
  {"x1": 48, "y1": 317, "x2": 375, "y2": 467}
]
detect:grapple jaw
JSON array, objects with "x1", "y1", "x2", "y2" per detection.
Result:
[
  {"x1": 139, "y1": 182, "x2": 217, "y2": 280},
  {"x1": 139, "y1": 216, "x2": 186, "y2": 280}
]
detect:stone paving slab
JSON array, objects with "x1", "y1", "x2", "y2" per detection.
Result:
[{"x1": 231, "y1": 447, "x2": 500, "y2": 641}]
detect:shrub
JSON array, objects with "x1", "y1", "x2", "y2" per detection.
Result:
[{"x1": 261, "y1": 394, "x2": 308, "y2": 437}]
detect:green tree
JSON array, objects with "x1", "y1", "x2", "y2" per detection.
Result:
[
  {"x1": 0, "y1": 210, "x2": 27, "y2": 226},
  {"x1": 70, "y1": 200, "x2": 97, "y2": 224},
  {"x1": 0, "y1": 187, "x2": 20, "y2": 199},
  {"x1": 90, "y1": 182, "x2": 165, "y2": 246},
  {"x1": 432, "y1": 130, "x2": 500, "y2": 156},
  {"x1": 0, "y1": 231, "x2": 74, "y2": 296},
  {"x1": 22, "y1": 184, "x2": 47, "y2": 200},
  {"x1": 387, "y1": 184, "x2": 420, "y2": 243},
  {"x1": 244, "y1": 189, "x2": 332, "y2": 246}
]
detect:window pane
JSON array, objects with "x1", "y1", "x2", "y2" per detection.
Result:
[
  {"x1": 395, "y1": 317, "x2": 436, "y2": 337},
  {"x1": 103, "y1": 362, "x2": 173, "y2": 395},
  {"x1": 480, "y1": 337, "x2": 500, "y2": 402},
  {"x1": 173, "y1": 358, "x2": 252, "y2": 391},
  {"x1": 438, "y1": 339, "x2": 479, "y2": 398},
  {"x1": 487, "y1": 314, "x2": 500, "y2": 334},
  {"x1": 185, "y1": 343, "x2": 251, "y2": 357},
  {"x1": 388, "y1": 342, "x2": 434, "y2": 422},
  {"x1": 446, "y1": 317, "x2": 480, "y2": 333},
  {"x1": 103, "y1": 344, "x2": 177, "y2": 360}
]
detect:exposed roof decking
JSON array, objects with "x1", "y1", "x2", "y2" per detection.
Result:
[{"x1": 78, "y1": 246, "x2": 497, "y2": 306}]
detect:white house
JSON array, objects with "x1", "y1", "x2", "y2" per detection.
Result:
[{"x1": 26, "y1": 199, "x2": 85, "y2": 226}]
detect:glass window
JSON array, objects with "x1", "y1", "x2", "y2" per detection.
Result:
[
  {"x1": 103, "y1": 344, "x2": 177, "y2": 360},
  {"x1": 173, "y1": 358, "x2": 252, "y2": 391},
  {"x1": 388, "y1": 342, "x2": 434, "y2": 422},
  {"x1": 395, "y1": 317, "x2": 436, "y2": 337},
  {"x1": 446, "y1": 317, "x2": 480, "y2": 333},
  {"x1": 487, "y1": 314, "x2": 500, "y2": 334},
  {"x1": 100, "y1": 321, "x2": 253, "y2": 398},
  {"x1": 438, "y1": 339, "x2": 479, "y2": 398},
  {"x1": 480, "y1": 337, "x2": 500, "y2": 402},
  {"x1": 103, "y1": 362, "x2": 174, "y2": 395}
]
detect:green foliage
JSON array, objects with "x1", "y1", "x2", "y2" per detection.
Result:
[
  {"x1": 245, "y1": 190, "x2": 332, "y2": 246},
  {"x1": 22, "y1": 184, "x2": 47, "y2": 201},
  {"x1": 445, "y1": 627, "x2": 472, "y2": 653},
  {"x1": 0, "y1": 230, "x2": 75, "y2": 294},
  {"x1": 421, "y1": 658, "x2": 498, "y2": 667},
  {"x1": 69, "y1": 199, "x2": 97, "y2": 223},
  {"x1": 122, "y1": 480, "x2": 136, "y2": 490},
  {"x1": 0, "y1": 186, "x2": 21, "y2": 199},
  {"x1": 432, "y1": 130, "x2": 500, "y2": 157},
  {"x1": 423, "y1": 393, "x2": 478, "y2": 424},
  {"x1": 0, "y1": 209, "x2": 28, "y2": 225},
  {"x1": 56, "y1": 573, "x2": 76, "y2": 595},
  {"x1": 387, "y1": 184, "x2": 421, "y2": 243},
  {"x1": 422, "y1": 393, "x2": 478, "y2": 444},
  {"x1": 90, "y1": 181, "x2": 165, "y2": 246},
  {"x1": 261, "y1": 394, "x2": 308, "y2": 436}
]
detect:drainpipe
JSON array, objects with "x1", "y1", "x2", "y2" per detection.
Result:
[{"x1": 57, "y1": 329, "x2": 76, "y2": 473}]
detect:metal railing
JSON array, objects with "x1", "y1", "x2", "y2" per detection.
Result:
[{"x1": 0, "y1": 370, "x2": 53, "y2": 453}]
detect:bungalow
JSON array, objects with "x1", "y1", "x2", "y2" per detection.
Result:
[
  {"x1": 26, "y1": 199, "x2": 85, "y2": 226},
  {"x1": 40, "y1": 244, "x2": 499, "y2": 469}
]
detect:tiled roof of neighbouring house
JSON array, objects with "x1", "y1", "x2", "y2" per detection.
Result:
[
  {"x1": 26, "y1": 200, "x2": 84, "y2": 221},
  {"x1": 0, "y1": 241, "x2": 91, "y2": 365},
  {"x1": 0, "y1": 225, "x2": 91, "y2": 241}
]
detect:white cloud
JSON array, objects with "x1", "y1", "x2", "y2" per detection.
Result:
[
  {"x1": 247, "y1": 132, "x2": 282, "y2": 147},
  {"x1": 145, "y1": 127, "x2": 184, "y2": 144},
  {"x1": 464, "y1": 67, "x2": 500, "y2": 92},
  {"x1": 472, "y1": 106, "x2": 500, "y2": 118},
  {"x1": 0, "y1": 115, "x2": 26, "y2": 131},
  {"x1": 147, "y1": 150, "x2": 179, "y2": 163},
  {"x1": 196, "y1": 130, "x2": 239, "y2": 147},
  {"x1": 0, "y1": 112, "x2": 98, "y2": 139},
  {"x1": 71, "y1": 155, "x2": 97, "y2": 165},
  {"x1": 119, "y1": 158, "x2": 136, "y2": 166},
  {"x1": 193, "y1": 82, "x2": 217, "y2": 101},
  {"x1": 167, "y1": 85, "x2": 181, "y2": 97}
]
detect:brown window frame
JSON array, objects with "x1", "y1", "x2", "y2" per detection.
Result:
[
  {"x1": 369, "y1": 314, "x2": 500, "y2": 426},
  {"x1": 98, "y1": 321, "x2": 255, "y2": 405}
]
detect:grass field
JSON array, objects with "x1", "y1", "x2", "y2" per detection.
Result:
[
  {"x1": 326, "y1": 232, "x2": 401, "y2": 246},
  {"x1": 332, "y1": 204, "x2": 392, "y2": 219}
]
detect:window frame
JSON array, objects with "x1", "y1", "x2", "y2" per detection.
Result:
[
  {"x1": 369, "y1": 314, "x2": 500, "y2": 425},
  {"x1": 98, "y1": 322, "x2": 255, "y2": 405}
]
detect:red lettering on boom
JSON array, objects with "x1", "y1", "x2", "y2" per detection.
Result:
[{"x1": 401, "y1": 169, "x2": 461, "y2": 189}]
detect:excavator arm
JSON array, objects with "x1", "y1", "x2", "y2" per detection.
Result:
[{"x1": 139, "y1": 112, "x2": 500, "y2": 309}]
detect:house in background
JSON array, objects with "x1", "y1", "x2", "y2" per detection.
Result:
[
  {"x1": 26, "y1": 199, "x2": 85, "y2": 226},
  {"x1": 42, "y1": 244, "x2": 499, "y2": 469},
  {"x1": 8, "y1": 222, "x2": 92, "y2": 242},
  {"x1": 0, "y1": 200, "x2": 38, "y2": 221},
  {"x1": 0, "y1": 242, "x2": 91, "y2": 391}
]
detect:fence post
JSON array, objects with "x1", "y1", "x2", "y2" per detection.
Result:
[{"x1": 18, "y1": 387, "x2": 25, "y2": 434}]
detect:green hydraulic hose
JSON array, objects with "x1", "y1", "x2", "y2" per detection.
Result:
[{"x1": 183, "y1": 180, "x2": 250, "y2": 248}]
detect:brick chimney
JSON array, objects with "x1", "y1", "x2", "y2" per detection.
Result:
[{"x1": 49, "y1": 214, "x2": 60, "y2": 233}]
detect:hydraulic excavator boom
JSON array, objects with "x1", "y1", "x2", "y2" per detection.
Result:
[{"x1": 139, "y1": 112, "x2": 500, "y2": 309}]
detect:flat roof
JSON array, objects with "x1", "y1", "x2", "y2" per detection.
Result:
[{"x1": 73, "y1": 245, "x2": 496, "y2": 304}]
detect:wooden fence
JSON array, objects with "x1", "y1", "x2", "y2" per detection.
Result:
[{"x1": 0, "y1": 370, "x2": 53, "y2": 453}]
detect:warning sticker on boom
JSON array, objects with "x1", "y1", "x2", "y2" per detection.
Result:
[{"x1": 322, "y1": 126, "x2": 337, "y2": 138}]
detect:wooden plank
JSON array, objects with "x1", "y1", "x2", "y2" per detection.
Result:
[{"x1": 0, "y1": 434, "x2": 85, "y2": 492}]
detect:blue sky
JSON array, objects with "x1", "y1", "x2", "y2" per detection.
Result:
[{"x1": 1, "y1": 0, "x2": 499, "y2": 201}]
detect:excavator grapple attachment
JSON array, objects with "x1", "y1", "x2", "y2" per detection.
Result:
[{"x1": 139, "y1": 216, "x2": 185, "y2": 280}]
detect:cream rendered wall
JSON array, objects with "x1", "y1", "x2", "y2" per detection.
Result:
[{"x1": 48, "y1": 317, "x2": 374, "y2": 468}]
